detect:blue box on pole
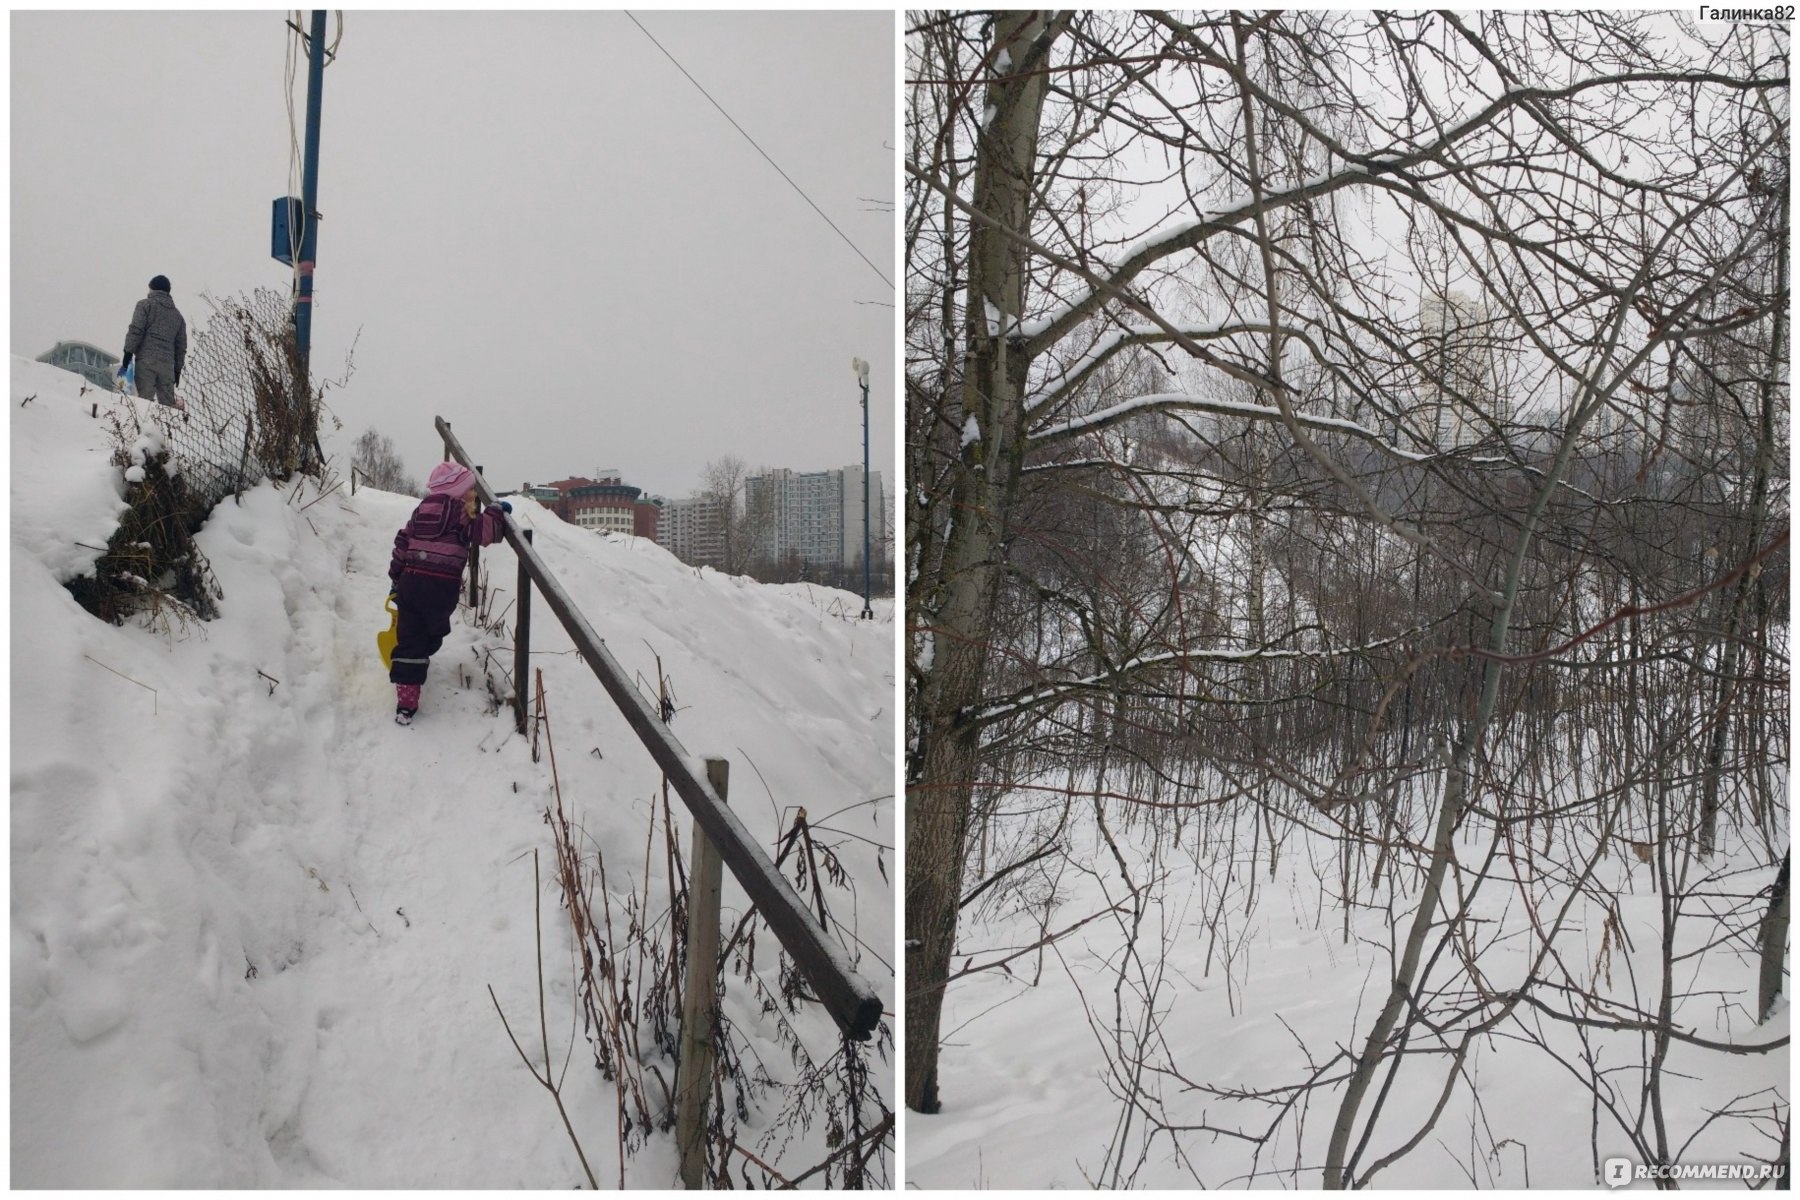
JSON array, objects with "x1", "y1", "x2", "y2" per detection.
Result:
[{"x1": 271, "y1": 197, "x2": 304, "y2": 266}]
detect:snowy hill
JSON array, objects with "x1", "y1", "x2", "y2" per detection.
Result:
[{"x1": 10, "y1": 356, "x2": 895, "y2": 1187}]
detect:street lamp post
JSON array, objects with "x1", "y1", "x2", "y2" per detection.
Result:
[{"x1": 852, "y1": 357, "x2": 874, "y2": 619}]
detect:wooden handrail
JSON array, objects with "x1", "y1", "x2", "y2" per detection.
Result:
[{"x1": 436, "y1": 417, "x2": 883, "y2": 1040}]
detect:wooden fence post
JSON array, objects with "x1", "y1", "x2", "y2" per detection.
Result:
[
  {"x1": 677, "y1": 757, "x2": 728, "y2": 1189},
  {"x1": 514, "y1": 529, "x2": 532, "y2": 735},
  {"x1": 468, "y1": 464, "x2": 485, "y2": 608}
]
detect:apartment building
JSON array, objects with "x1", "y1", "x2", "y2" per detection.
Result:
[
  {"x1": 656, "y1": 493, "x2": 726, "y2": 567},
  {"x1": 746, "y1": 465, "x2": 887, "y2": 570}
]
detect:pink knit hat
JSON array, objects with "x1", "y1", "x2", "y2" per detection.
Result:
[{"x1": 427, "y1": 462, "x2": 474, "y2": 496}]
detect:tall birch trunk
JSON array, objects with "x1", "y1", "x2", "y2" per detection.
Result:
[{"x1": 905, "y1": 10, "x2": 1056, "y2": 1115}]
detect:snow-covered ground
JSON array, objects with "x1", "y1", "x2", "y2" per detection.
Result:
[
  {"x1": 909, "y1": 779, "x2": 1787, "y2": 1189},
  {"x1": 10, "y1": 356, "x2": 895, "y2": 1187}
]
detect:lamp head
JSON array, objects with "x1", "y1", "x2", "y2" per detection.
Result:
[{"x1": 852, "y1": 356, "x2": 870, "y2": 387}]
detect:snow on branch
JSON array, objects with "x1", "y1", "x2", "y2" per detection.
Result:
[
  {"x1": 970, "y1": 628, "x2": 1422, "y2": 726},
  {"x1": 1029, "y1": 390, "x2": 1431, "y2": 461},
  {"x1": 1020, "y1": 457, "x2": 1117, "y2": 476},
  {"x1": 1025, "y1": 321, "x2": 1254, "y2": 417},
  {"x1": 1014, "y1": 166, "x2": 1372, "y2": 352}
]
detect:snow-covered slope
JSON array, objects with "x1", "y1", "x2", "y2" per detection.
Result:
[
  {"x1": 10, "y1": 357, "x2": 895, "y2": 1187},
  {"x1": 909, "y1": 781, "x2": 1787, "y2": 1189}
]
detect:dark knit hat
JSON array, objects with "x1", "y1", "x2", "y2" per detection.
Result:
[{"x1": 149, "y1": 275, "x2": 171, "y2": 293}]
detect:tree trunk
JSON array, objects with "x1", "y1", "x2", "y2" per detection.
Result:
[
  {"x1": 1760, "y1": 856, "x2": 1790, "y2": 1023},
  {"x1": 1700, "y1": 199, "x2": 1785, "y2": 857},
  {"x1": 905, "y1": 9, "x2": 1056, "y2": 1115}
]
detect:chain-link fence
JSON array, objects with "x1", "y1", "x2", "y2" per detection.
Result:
[
  {"x1": 71, "y1": 288, "x2": 324, "y2": 625},
  {"x1": 153, "y1": 286, "x2": 322, "y2": 505}
]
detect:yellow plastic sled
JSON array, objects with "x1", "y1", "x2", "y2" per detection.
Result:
[{"x1": 377, "y1": 596, "x2": 399, "y2": 671}]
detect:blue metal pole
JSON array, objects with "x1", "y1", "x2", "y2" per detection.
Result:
[
  {"x1": 861, "y1": 378, "x2": 873, "y2": 619},
  {"x1": 295, "y1": 9, "x2": 326, "y2": 377}
]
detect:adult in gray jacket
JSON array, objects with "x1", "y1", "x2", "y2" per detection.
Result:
[{"x1": 121, "y1": 275, "x2": 187, "y2": 409}]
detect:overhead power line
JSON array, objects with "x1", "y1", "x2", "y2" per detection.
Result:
[{"x1": 624, "y1": 11, "x2": 893, "y2": 291}]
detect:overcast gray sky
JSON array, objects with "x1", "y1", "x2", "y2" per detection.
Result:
[{"x1": 12, "y1": 10, "x2": 894, "y2": 499}]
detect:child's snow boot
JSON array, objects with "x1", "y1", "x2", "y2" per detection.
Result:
[{"x1": 395, "y1": 682, "x2": 421, "y2": 725}]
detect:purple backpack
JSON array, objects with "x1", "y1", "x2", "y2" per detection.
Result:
[{"x1": 397, "y1": 495, "x2": 470, "y2": 579}]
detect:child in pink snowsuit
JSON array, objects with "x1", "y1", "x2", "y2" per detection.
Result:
[{"x1": 387, "y1": 462, "x2": 509, "y2": 724}]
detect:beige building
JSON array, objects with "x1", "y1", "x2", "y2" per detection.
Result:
[{"x1": 656, "y1": 493, "x2": 726, "y2": 567}]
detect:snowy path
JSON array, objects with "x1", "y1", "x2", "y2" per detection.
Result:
[
  {"x1": 11, "y1": 360, "x2": 894, "y2": 1187},
  {"x1": 14, "y1": 474, "x2": 595, "y2": 1185},
  {"x1": 189, "y1": 486, "x2": 581, "y2": 1187}
]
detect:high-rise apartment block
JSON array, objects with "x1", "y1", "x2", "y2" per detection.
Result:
[
  {"x1": 656, "y1": 493, "x2": 727, "y2": 567},
  {"x1": 746, "y1": 465, "x2": 887, "y2": 571},
  {"x1": 1419, "y1": 292, "x2": 1506, "y2": 447}
]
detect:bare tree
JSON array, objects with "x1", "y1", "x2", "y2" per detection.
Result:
[
  {"x1": 699, "y1": 455, "x2": 749, "y2": 575},
  {"x1": 905, "y1": 11, "x2": 1787, "y2": 1179},
  {"x1": 700, "y1": 454, "x2": 779, "y2": 577},
  {"x1": 351, "y1": 427, "x2": 419, "y2": 495}
]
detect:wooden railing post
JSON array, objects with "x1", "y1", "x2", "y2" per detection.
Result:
[
  {"x1": 515, "y1": 529, "x2": 532, "y2": 735},
  {"x1": 468, "y1": 463, "x2": 485, "y2": 608},
  {"x1": 677, "y1": 757, "x2": 728, "y2": 1190}
]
